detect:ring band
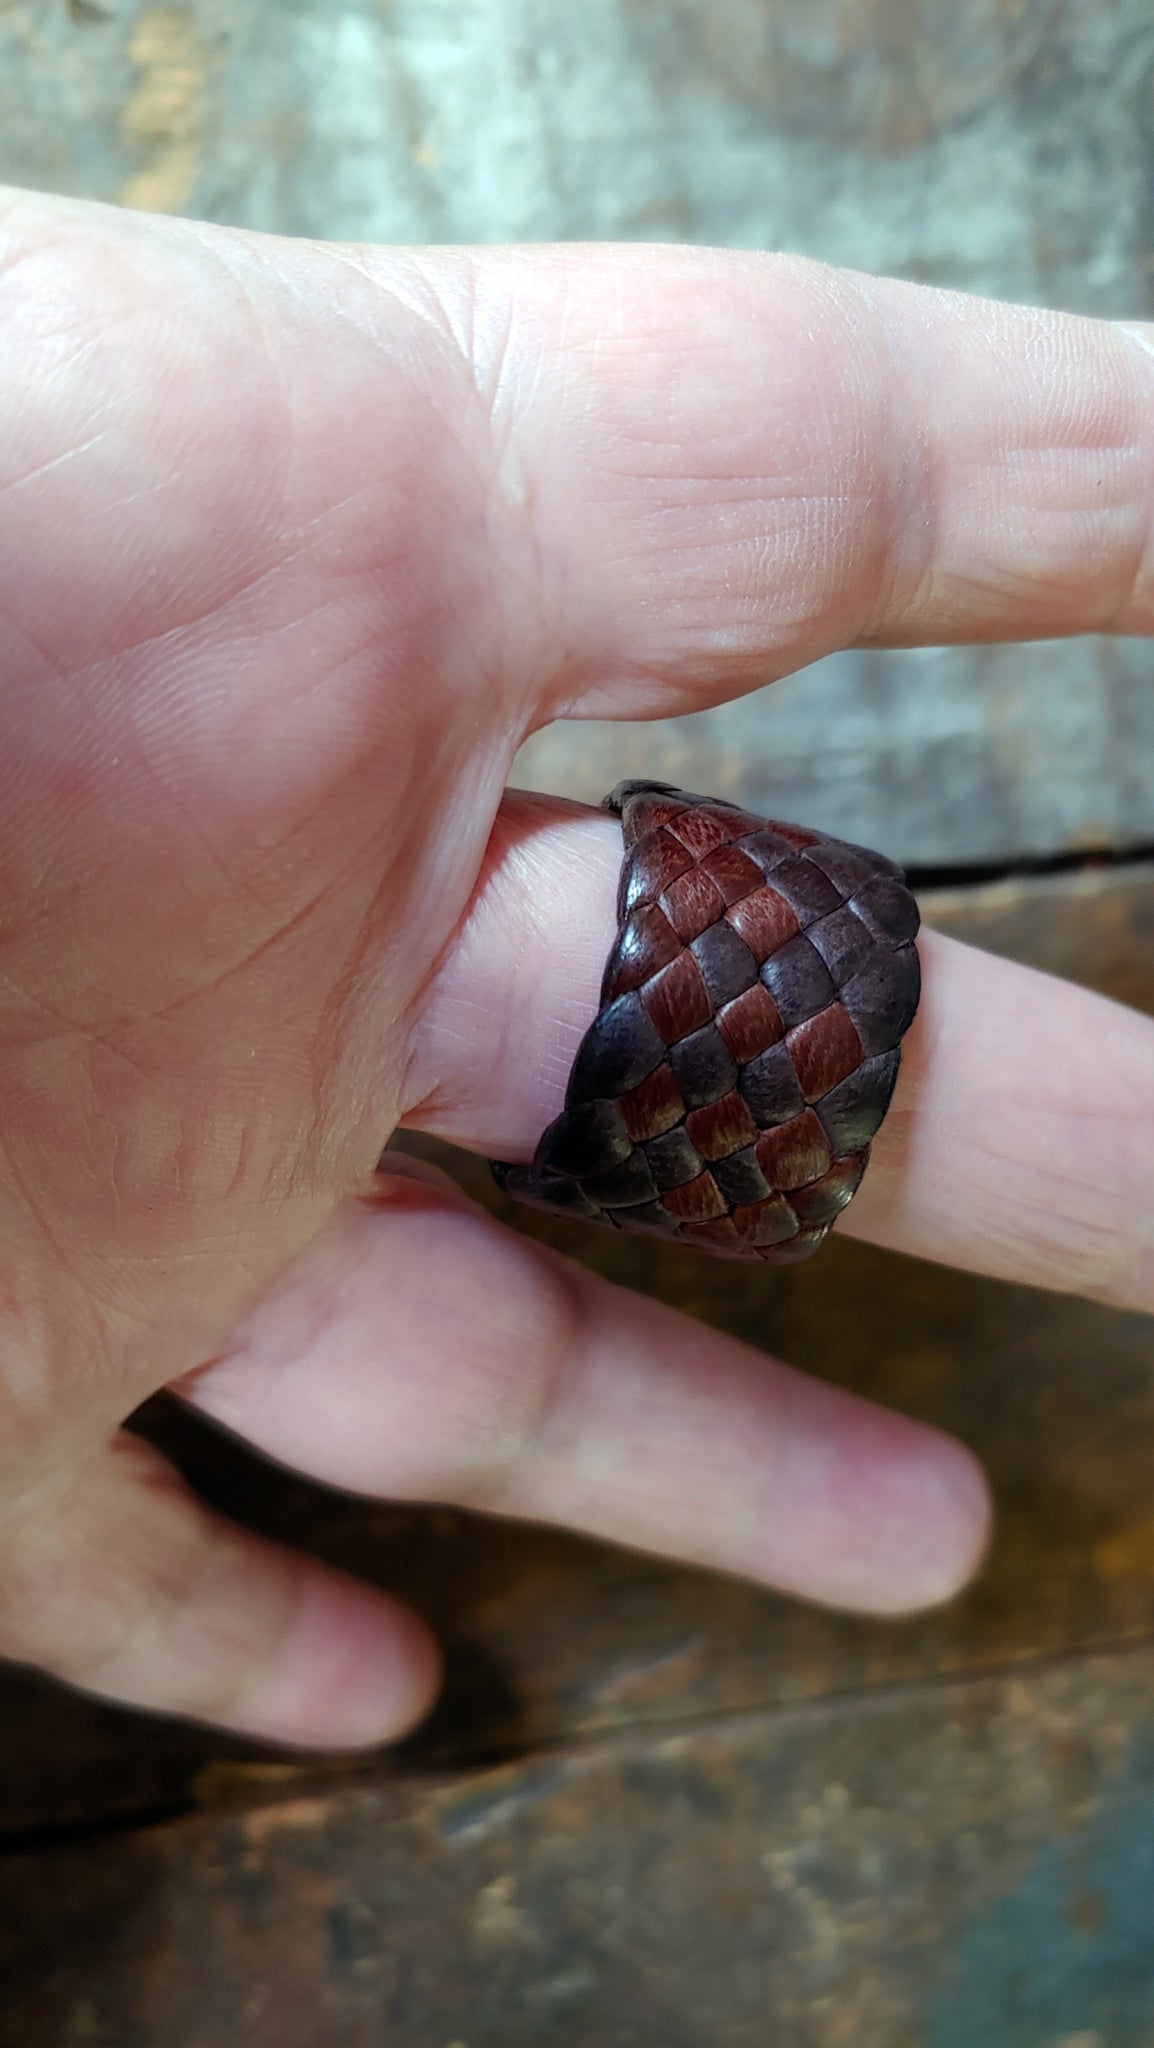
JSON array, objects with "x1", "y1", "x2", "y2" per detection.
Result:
[{"x1": 491, "y1": 780, "x2": 920, "y2": 1264}]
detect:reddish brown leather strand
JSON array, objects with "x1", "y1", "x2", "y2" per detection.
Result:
[{"x1": 490, "y1": 781, "x2": 921, "y2": 1264}]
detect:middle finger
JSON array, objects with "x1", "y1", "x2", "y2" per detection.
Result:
[{"x1": 403, "y1": 794, "x2": 1154, "y2": 1313}]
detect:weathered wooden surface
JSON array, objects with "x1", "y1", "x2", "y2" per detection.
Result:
[
  {"x1": 2, "y1": 5, "x2": 1154, "y2": 2035},
  {"x1": 3, "y1": 0, "x2": 1152, "y2": 306},
  {"x1": 1, "y1": 863, "x2": 1151, "y2": 1864},
  {"x1": 1, "y1": 1, "x2": 1153, "y2": 865},
  {"x1": 4, "y1": 1646, "x2": 1154, "y2": 2046},
  {"x1": 513, "y1": 643, "x2": 1154, "y2": 869}
]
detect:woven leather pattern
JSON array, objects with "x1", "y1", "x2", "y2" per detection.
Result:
[{"x1": 491, "y1": 780, "x2": 920, "y2": 1263}]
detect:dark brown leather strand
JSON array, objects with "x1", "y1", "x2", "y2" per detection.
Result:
[{"x1": 490, "y1": 781, "x2": 920, "y2": 1263}]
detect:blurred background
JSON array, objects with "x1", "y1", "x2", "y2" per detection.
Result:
[{"x1": 1, "y1": 5, "x2": 1154, "y2": 2044}]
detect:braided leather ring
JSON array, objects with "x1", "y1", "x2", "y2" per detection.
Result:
[{"x1": 491, "y1": 780, "x2": 920, "y2": 1264}]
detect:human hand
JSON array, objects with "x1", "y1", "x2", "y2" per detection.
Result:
[{"x1": 1, "y1": 189, "x2": 1151, "y2": 1746}]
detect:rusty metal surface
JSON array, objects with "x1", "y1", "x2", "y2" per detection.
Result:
[
  {"x1": 1, "y1": 3, "x2": 1153, "y2": 866},
  {"x1": 4, "y1": 1646, "x2": 1154, "y2": 2045},
  {"x1": 0, "y1": 861, "x2": 1151, "y2": 1851}
]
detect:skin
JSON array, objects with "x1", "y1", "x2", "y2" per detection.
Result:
[{"x1": 0, "y1": 187, "x2": 1152, "y2": 1747}]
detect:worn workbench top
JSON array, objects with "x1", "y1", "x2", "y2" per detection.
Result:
[{"x1": 1, "y1": 1, "x2": 1153, "y2": 2041}]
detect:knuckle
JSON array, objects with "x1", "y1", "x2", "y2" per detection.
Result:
[{"x1": 451, "y1": 1239, "x2": 587, "y2": 1506}]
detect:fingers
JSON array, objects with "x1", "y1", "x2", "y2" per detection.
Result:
[
  {"x1": 400, "y1": 242, "x2": 1154, "y2": 716},
  {"x1": 5, "y1": 192, "x2": 1153, "y2": 742},
  {"x1": 835, "y1": 931, "x2": 1154, "y2": 1310},
  {"x1": 184, "y1": 1175, "x2": 991, "y2": 1615},
  {"x1": 0, "y1": 1432, "x2": 440, "y2": 1747},
  {"x1": 401, "y1": 790, "x2": 622, "y2": 1154},
  {"x1": 405, "y1": 796, "x2": 1154, "y2": 1314}
]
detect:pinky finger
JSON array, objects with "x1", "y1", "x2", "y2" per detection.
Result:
[{"x1": 0, "y1": 1433, "x2": 441, "y2": 1747}]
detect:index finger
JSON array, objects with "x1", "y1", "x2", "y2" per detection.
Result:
[{"x1": 413, "y1": 245, "x2": 1154, "y2": 719}]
